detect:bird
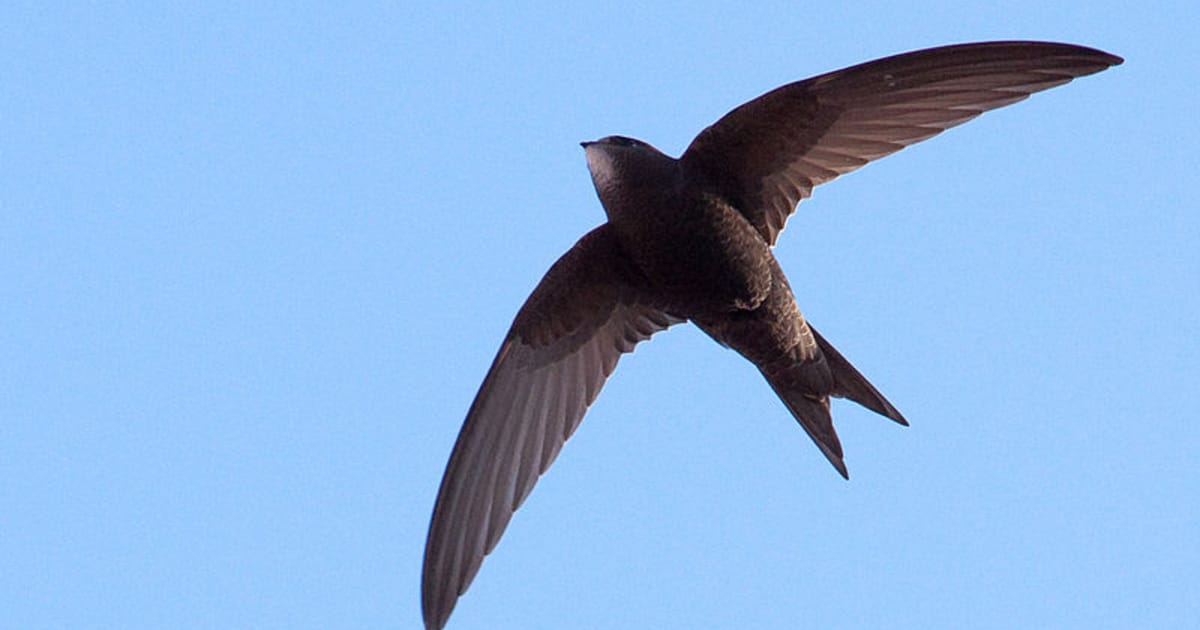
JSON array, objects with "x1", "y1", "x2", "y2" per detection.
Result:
[{"x1": 421, "y1": 41, "x2": 1121, "y2": 629}]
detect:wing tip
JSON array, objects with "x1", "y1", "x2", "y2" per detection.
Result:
[
  {"x1": 420, "y1": 586, "x2": 452, "y2": 630},
  {"x1": 422, "y1": 612, "x2": 447, "y2": 630},
  {"x1": 1099, "y1": 51, "x2": 1124, "y2": 67}
]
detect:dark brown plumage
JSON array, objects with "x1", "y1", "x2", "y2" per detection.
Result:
[{"x1": 422, "y1": 41, "x2": 1121, "y2": 629}]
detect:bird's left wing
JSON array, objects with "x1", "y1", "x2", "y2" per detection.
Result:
[{"x1": 422, "y1": 224, "x2": 681, "y2": 629}]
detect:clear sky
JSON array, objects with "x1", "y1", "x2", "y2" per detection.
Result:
[{"x1": 2, "y1": 2, "x2": 1196, "y2": 629}]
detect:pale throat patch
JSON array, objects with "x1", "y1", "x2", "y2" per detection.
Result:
[{"x1": 584, "y1": 146, "x2": 622, "y2": 194}]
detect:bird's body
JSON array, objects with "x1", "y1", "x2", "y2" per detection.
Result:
[
  {"x1": 422, "y1": 41, "x2": 1122, "y2": 629},
  {"x1": 586, "y1": 141, "x2": 774, "y2": 314},
  {"x1": 584, "y1": 137, "x2": 895, "y2": 472}
]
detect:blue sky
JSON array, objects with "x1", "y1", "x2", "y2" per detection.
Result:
[{"x1": 2, "y1": 2, "x2": 1196, "y2": 629}]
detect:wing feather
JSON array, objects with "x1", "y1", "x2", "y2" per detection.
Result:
[
  {"x1": 421, "y1": 225, "x2": 681, "y2": 629},
  {"x1": 681, "y1": 41, "x2": 1122, "y2": 244}
]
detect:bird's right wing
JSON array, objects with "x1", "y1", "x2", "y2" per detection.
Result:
[
  {"x1": 680, "y1": 41, "x2": 1122, "y2": 245},
  {"x1": 422, "y1": 224, "x2": 681, "y2": 629}
]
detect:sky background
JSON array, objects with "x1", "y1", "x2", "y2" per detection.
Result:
[{"x1": 2, "y1": 2, "x2": 1196, "y2": 629}]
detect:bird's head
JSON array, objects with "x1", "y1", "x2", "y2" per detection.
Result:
[{"x1": 580, "y1": 135, "x2": 673, "y2": 201}]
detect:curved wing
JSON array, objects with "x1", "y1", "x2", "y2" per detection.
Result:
[
  {"x1": 680, "y1": 41, "x2": 1123, "y2": 245},
  {"x1": 422, "y1": 225, "x2": 680, "y2": 629}
]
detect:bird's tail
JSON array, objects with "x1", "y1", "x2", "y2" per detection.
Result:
[
  {"x1": 808, "y1": 325, "x2": 907, "y2": 427},
  {"x1": 760, "y1": 373, "x2": 849, "y2": 479},
  {"x1": 759, "y1": 325, "x2": 906, "y2": 479}
]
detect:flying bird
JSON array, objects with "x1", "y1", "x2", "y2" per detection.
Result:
[{"x1": 422, "y1": 41, "x2": 1121, "y2": 628}]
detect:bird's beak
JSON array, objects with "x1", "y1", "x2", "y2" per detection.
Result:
[{"x1": 580, "y1": 141, "x2": 594, "y2": 149}]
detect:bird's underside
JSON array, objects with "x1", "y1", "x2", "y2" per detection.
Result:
[{"x1": 422, "y1": 41, "x2": 1122, "y2": 629}]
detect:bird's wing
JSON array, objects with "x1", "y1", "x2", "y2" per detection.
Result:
[
  {"x1": 422, "y1": 224, "x2": 681, "y2": 630},
  {"x1": 680, "y1": 41, "x2": 1122, "y2": 245}
]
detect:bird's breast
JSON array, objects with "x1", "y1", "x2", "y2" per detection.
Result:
[{"x1": 607, "y1": 190, "x2": 774, "y2": 314}]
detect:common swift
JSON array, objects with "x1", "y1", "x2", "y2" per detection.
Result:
[{"x1": 422, "y1": 41, "x2": 1121, "y2": 629}]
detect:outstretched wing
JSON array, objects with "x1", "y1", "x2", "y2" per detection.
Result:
[
  {"x1": 422, "y1": 225, "x2": 681, "y2": 630},
  {"x1": 681, "y1": 41, "x2": 1123, "y2": 245}
]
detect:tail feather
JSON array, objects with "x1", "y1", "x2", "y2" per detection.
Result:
[
  {"x1": 809, "y1": 325, "x2": 907, "y2": 426},
  {"x1": 758, "y1": 324, "x2": 906, "y2": 479},
  {"x1": 759, "y1": 368, "x2": 849, "y2": 479}
]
